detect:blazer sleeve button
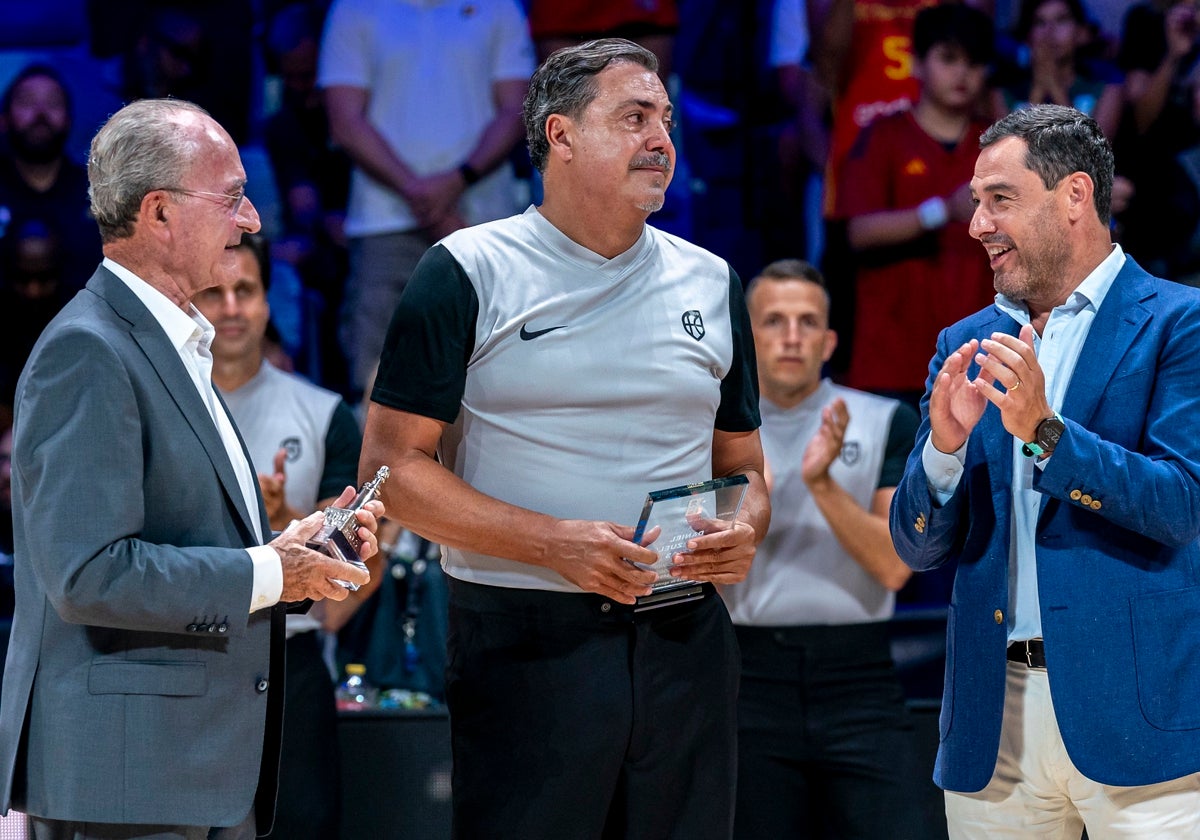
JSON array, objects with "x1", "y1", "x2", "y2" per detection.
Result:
[
  {"x1": 1069, "y1": 489, "x2": 1082, "y2": 501},
  {"x1": 1089, "y1": 499, "x2": 1101, "y2": 510},
  {"x1": 256, "y1": 678, "x2": 269, "y2": 693}
]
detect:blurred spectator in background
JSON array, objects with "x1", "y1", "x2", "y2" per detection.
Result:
[
  {"x1": 1114, "y1": 0, "x2": 1200, "y2": 283},
  {"x1": 0, "y1": 220, "x2": 70, "y2": 424},
  {"x1": 193, "y1": 231, "x2": 377, "y2": 840},
  {"x1": 528, "y1": 0, "x2": 679, "y2": 79},
  {"x1": 995, "y1": 0, "x2": 1123, "y2": 137},
  {"x1": 319, "y1": 0, "x2": 535, "y2": 397},
  {"x1": 765, "y1": 0, "x2": 830, "y2": 264},
  {"x1": 115, "y1": 2, "x2": 255, "y2": 145},
  {"x1": 0, "y1": 62, "x2": 100, "y2": 296},
  {"x1": 837, "y1": 3, "x2": 997, "y2": 408},
  {"x1": 264, "y1": 2, "x2": 352, "y2": 392},
  {"x1": 807, "y1": 0, "x2": 939, "y2": 375}
]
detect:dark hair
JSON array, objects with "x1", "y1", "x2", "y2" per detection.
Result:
[
  {"x1": 1, "y1": 62, "x2": 71, "y2": 118},
  {"x1": 913, "y1": 4, "x2": 996, "y2": 65},
  {"x1": 523, "y1": 37, "x2": 658, "y2": 173},
  {"x1": 980, "y1": 103, "x2": 1113, "y2": 224},
  {"x1": 746, "y1": 258, "x2": 832, "y2": 314},
  {"x1": 232, "y1": 231, "x2": 271, "y2": 292},
  {"x1": 1015, "y1": 0, "x2": 1090, "y2": 42}
]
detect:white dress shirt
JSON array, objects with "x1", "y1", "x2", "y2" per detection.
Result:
[{"x1": 103, "y1": 257, "x2": 283, "y2": 612}]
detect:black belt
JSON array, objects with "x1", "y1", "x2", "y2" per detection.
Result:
[{"x1": 1007, "y1": 638, "x2": 1046, "y2": 669}]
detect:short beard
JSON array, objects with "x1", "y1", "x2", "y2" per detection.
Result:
[
  {"x1": 10, "y1": 126, "x2": 67, "y2": 165},
  {"x1": 994, "y1": 202, "x2": 1070, "y2": 302},
  {"x1": 637, "y1": 196, "x2": 665, "y2": 213}
]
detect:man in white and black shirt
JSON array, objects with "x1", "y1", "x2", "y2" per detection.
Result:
[{"x1": 362, "y1": 38, "x2": 770, "y2": 840}]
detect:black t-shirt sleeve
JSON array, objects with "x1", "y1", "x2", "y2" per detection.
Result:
[
  {"x1": 318, "y1": 400, "x2": 364, "y2": 501},
  {"x1": 370, "y1": 244, "x2": 479, "y2": 423},
  {"x1": 716, "y1": 265, "x2": 762, "y2": 433},
  {"x1": 878, "y1": 401, "x2": 919, "y2": 490}
]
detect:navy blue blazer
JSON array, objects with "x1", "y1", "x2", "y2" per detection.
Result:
[{"x1": 891, "y1": 257, "x2": 1200, "y2": 792}]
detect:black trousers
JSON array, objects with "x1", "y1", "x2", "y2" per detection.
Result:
[
  {"x1": 446, "y1": 579, "x2": 740, "y2": 840},
  {"x1": 262, "y1": 630, "x2": 340, "y2": 840},
  {"x1": 733, "y1": 622, "x2": 924, "y2": 840}
]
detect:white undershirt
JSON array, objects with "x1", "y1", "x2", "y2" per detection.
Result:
[{"x1": 103, "y1": 257, "x2": 283, "y2": 612}]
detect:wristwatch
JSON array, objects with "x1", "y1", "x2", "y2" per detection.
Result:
[{"x1": 1022, "y1": 414, "x2": 1065, "y2": 458}]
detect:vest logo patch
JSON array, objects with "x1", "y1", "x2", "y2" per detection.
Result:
[
  {"x1": 904, "y1": 157, "x2": 928, "y2": 176},
  {"x1": 682, "y1": 310, "x2": 705, "y2": 341},
  {"x1": 281, "y1": 436, "x2": 302, "y2": 462},
  {"x1": 840, "y1": 440, "x2": 861, "y2": 466}
]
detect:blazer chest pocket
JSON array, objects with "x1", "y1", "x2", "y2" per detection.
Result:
[{"x1": 88, "y1": 660, "x2": 207, "y2": 696}]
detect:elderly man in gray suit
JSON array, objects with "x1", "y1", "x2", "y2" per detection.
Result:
[{"x1": 0, "y1": 98, "x2": 381, "y2": 840}]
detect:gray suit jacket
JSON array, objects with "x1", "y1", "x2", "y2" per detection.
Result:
[{"x1": 0, "y1": 266, "x2": 284, "y2": 828}]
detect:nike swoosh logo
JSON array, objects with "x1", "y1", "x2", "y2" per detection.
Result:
[{"x1": 519, "y1": 323, "x2": 567, "y2": 341}]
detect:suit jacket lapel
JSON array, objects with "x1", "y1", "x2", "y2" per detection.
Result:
[
  {"x1": 1060, "y1": 259, "x2": 1154, "y2": 426},
  {"x1": 89, "y1": 267, "x2": 264, "y2": 545}
]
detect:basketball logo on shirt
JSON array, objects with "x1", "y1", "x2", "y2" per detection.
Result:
[
  {"x1": 280, "y1": 436, "x2": 302, "y2": 462},
  {"x1": 840, "y1": 440, "x2": 861, "y2": 466},
  {"x1": 682, "y1": 310, "x2": 705, "y2": 341}
]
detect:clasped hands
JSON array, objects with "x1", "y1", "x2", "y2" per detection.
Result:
[
  {"x1": 930, "y1": 323, "x2": 1054, "y2": 454},
  {"x1": 547, "y1": 515, "x2": 757, "y2": 605}
]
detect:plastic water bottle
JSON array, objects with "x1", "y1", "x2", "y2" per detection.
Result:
[{"x1": 335, "y1": 663, "x2": 378, "y2": 711}]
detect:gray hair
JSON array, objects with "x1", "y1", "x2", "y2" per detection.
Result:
[
  {"x1": 523, "y1": 38, "x2": 658, "y2": 173},
  {"x1": 88, "y1": 98, "x2": 210, "y2": 242},
  {"x1": 980, "y1": 104, "x2": 1114, "y2": 226}
]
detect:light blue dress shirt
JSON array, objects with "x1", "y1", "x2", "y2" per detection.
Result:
[{"x1": 922, "y1": 245, "x2": 1125, "y2": 640}]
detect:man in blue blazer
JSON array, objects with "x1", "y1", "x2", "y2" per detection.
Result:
[
  {"x1": 891, "y1": 104, "x2": 1200, "y2": 837},
  {"x1": 0, "y1": 99, "x2": 379, "y2": 839}
]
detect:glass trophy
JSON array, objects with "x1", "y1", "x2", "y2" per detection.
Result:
[
  {"x1": 629, "y1": 475, "x2": 749, "y2": 612},
  {"x1": 308, "y1": 466, "x2": 389, "y2": 591}
]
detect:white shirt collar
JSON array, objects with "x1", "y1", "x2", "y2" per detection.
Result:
[
  {"x1": 994, "y1": 244, "x2": 1125, "y2": 323},
  {"x1": 103, "y1": 256, "x2": 216, "y2": 354}
]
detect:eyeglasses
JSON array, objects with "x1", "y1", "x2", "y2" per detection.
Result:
[{"x1": 161, "y1": 186, "x2": 247, "y2": 216}]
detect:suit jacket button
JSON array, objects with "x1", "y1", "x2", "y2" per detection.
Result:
[
  {"x1": 994, "y1": 609, "x2": 1004, "y2": 624},
  {"x1": 1089, "y1": 499, "x2": 1102, "y2": 510},
  {"x1": 1080, "y1": 494, "x2": 1093, "y2": 506},
  {"x1": 256, "y1": 678, "x2": 269, "y2": 693},
  {"x1": 1069, "y1": 489, "x2": 1082, "y2": 501}
]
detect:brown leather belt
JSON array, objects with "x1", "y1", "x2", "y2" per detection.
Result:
[{"x1": 1007, "y1": 638, "x2": 1046, "y2": 669}]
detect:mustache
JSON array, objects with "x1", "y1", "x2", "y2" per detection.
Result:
[
  {"x1": 630, "y1": 153, "x2": 672, "y2": 173},
  {"x1": 981, "y1": 236, "x2": 1015, "y2": 248}
]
